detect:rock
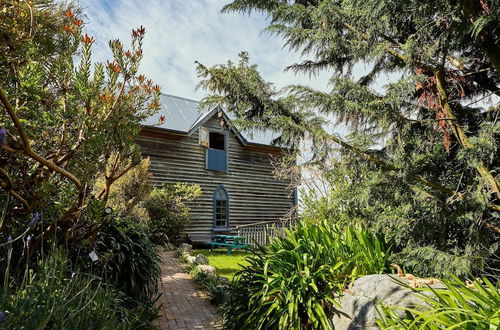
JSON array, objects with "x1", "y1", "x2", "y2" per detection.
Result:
[
  {"x1": 332, "y1": 274, "x2": 445, "y2": 329},
  {"x1": 186, "y1": 256, "x2": 196, "y2": 264},
  {"x1": 178, "y1": 243, "x2": 192, "y2": 253},
  {"x1": 194, "y1": 254, "x2": 209, "y2": 265},
  {"x1": 197, "y1": 264, "x2": 216, "y2": 277},
  {"x1": 211, "y1": 284, "x2": 231, "y2": 304},
  {"x1": 218, "y1": 276, "x2": 230, "y2": 284}
]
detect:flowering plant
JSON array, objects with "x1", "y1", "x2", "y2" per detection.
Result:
[{"x1": 0, "y1": 1, "x2": 160, "y2": 256}]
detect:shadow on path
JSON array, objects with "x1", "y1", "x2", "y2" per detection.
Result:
[{"x1": 155, "y1": 251, "x2": 221, "y2": 329}]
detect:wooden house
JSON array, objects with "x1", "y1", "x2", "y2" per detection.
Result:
[{"x1": 138, "y1": 94, "x2": 297, "y2": 243}]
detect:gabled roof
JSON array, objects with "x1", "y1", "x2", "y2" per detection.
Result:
[{"x1": 142, "y1": 93, "x2": 280, "y2": 147}]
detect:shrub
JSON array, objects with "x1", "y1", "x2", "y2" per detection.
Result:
[
  {"x1": 223, "y1": 221, "x2": 391, "y2": 330},
  {"x1": 376, "y1": 276, "x2": 500, "y2": 329},
  {"x1": 0, "y1": 0, "x2": 160, "y2": 256},
  {"x1": 144, "y1": 183, "x2": 201, "y2": 245},
  {"x1": 0, "y1": 248, "x2": 158, "y2": 329},
  {"x1": 94, "y1": 216, "x2": 161, "y2": 300},
  {"x1": 96, "y1": 157, "x2": 153, "y2": 223}
]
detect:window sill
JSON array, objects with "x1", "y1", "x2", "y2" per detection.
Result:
[
  {"x1": 206, "y1": 169, "x2": 228, "y2": 173},
  {"x1": 212, "y1": 227, "x2": 234, "y2": 232}
]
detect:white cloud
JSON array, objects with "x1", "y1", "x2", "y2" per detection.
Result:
[{"x1": 81, "y1": 0, "x2": 332, "y2": 100}]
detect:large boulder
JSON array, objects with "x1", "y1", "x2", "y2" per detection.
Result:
[
  {"x1": 194, "y1": 254, "x2": 209, "y2": 265},
  {"x1": 178, "y1": 243, "x2": 192, "y2": 254},
  {"x1": 196, "y1": 264, "x2": 216, "y2": 277},
  {"x1": 186, "y1": 255, "x2": 196, "y2": 264},
  {"x1": 332, "y1": 274, "x2": 444, "y2": 329}
]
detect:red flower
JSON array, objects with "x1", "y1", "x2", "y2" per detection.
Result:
[
  {"x1": 107, "y1": 61, "x2": 120, "y2": 73},
  {"x1": 99, "y1": 93, "x2": 114, "y2": 103},
  {"x1": 63, "y1": 25, "x2": 72, "y2": 32},
  {"x1": 132, "y1": 26, "x2": 146, "y2": 38},
  {"x1": 159, "y1": 115, "x2": 165, "y2": 123},
  {"x1": 65, "y1": 10, "x2": 74, "y2": 18},
  {"x1": 153, "y1": 85, "x2": 161, "y2": 93},
  {"x1": 73, "y1": 19, "x2": 83, "y2": 26},
  {"x1": 81, "y1": 33, "x2": 94, "y2": 44},
  {"x1": 124, "y1": 50, "x2": 132, "y2": 57}
]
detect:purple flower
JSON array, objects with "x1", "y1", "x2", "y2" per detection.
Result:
[
  {"x1": 7, "y1": 235, "x2": 12, "y2": 243},
  {"x1": 28, "y1": 212, "x2": 40, "y2": 228},
  {"x1": 0, "y1": 311, "x2": 5, "y2": 323},
  {"x1": 0, "y1": 128, "x2": 6, "y2": 149},
  {"x1": 26, "y1": 235, "x2": 32, "y2": 245}
]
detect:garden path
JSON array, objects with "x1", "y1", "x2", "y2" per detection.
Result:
[{"x1": 155, "y1": 251, "x2": 221, "y2": 329}]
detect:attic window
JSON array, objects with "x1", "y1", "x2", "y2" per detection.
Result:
[
  {"x1": 206, "y1": 132, "x2": 227, "y2": 172},
  {"x1": 209, "y1": 132, "x2": 225, "y2": 150}
]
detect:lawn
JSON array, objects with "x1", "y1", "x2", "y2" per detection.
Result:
[{"x1": 191, "y1": 249, "x2": 252, "y2": 279}]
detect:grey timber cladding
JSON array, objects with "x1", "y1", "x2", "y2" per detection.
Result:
[{"x1": 137, "y1": 115, "x2": 295, "y2": 242}]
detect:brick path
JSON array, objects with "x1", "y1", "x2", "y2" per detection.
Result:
[{"x1": 155, "y1": 251, "x2": 221, "y2": 329}]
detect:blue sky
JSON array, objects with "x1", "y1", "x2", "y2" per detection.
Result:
[{"x1": 81, "y1": 0, "x2": 333, "y2": 101}]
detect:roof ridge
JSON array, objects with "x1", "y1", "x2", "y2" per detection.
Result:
[{"x1": 160, "y1": 92, "x2": 200, "y2": 103}]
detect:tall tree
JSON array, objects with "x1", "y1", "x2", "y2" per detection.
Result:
[
  {"x1": 196, "y1": 0, "x2": 499, "y2": 276},
  {"x1": 0, "y1": 0, "x2": 160, "y2": 258}
]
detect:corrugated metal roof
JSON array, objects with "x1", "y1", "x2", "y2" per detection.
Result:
[{"x1": 143, "y1": 93, "x2": 279, "y2": 146}]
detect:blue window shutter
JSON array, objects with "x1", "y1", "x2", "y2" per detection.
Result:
[{"x1": 207, "y1": 149, "x2": 227, "y2": 171}]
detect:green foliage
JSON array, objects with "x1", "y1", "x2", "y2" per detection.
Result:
[
  {"x1": 144, "y1": 183, "x2": 201, "y2": 245},
  {"x1": 99, "y1": 157, "x2": 152, "y2": 223},
  {"x1": 223, "y1": 221, "x2": 391, "y2": 330},
  {"x1": 197, "y1": 0, "x2": 500, "y2": 279},
  {"x1": 390, "y1": 247, "x2": 482, "y2": 279},
  {"x1": 299, "y1": 156, "x2": 497, "y2": 278},
  {"x1": 94, "y1": 216, "x2": 161, "y2": 300},
  {"x1": 0, "y1": 248, "x2": 158, "y2": 329},
  {"x1": 0, "y1": 0, "x2": 160, "y2": 255},
  {"x1": 376, "y1": 276, "x2": 500, "y2": 329}
]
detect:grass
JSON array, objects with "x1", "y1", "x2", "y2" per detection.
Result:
[{"x1": 191, "y1": 249, "x2": 252, "y2": 279}]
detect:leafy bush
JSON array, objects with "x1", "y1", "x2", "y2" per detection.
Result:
[
  {"x1": 144, "y1": 183, "x2": 201, "y2": 245},
  {"x1": 0, "y1": 0, "x2": 160, "y2": 255},
  {"x1": 376, "y1": 276, "x2": 500, "y2": 329},
  {"x1": 223, "y1": 221, "x2": 391, "y2": 330},
  {"x1": 94, "y1": 216, "x2": 161, "y2": 300},
  {"x1": 0, "y1": 248, "x2": 158, "y2": 329},
  {"x1": 390, "y1": 246, "x2": 482, "y2": 279},
  {"x1": 96, "y1": 157, "x2": 153, "y2": 223}
]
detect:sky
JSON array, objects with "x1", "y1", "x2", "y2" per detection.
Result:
[{"x1": 81, "y1": 0, "x2": 333, "y2": 101}]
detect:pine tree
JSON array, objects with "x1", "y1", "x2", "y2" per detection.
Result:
[{"x1": 196, "y1": 0, "x2": 500, "y2": 276}]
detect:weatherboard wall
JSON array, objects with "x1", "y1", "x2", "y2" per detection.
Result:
[{"x1": 137, "y1": 116, "x2": 295, "y2": 242}]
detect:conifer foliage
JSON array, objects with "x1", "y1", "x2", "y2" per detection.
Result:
[{"x1": 197, "y1": 0, "x2": 500, "y2": 276}]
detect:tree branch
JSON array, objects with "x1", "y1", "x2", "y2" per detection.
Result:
[
  {"x1": 435, "y1": 69, "x2": 500, "y2": 200},
  {"x1": 0, "y1": 168, "x2": 32, "y2": 212},
  {"x1": 324, "y1": 131, "x2": 500, "y2": 215},
  {"x1": 0, "y1": 87, "x2": 82, "y2": 189}
]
